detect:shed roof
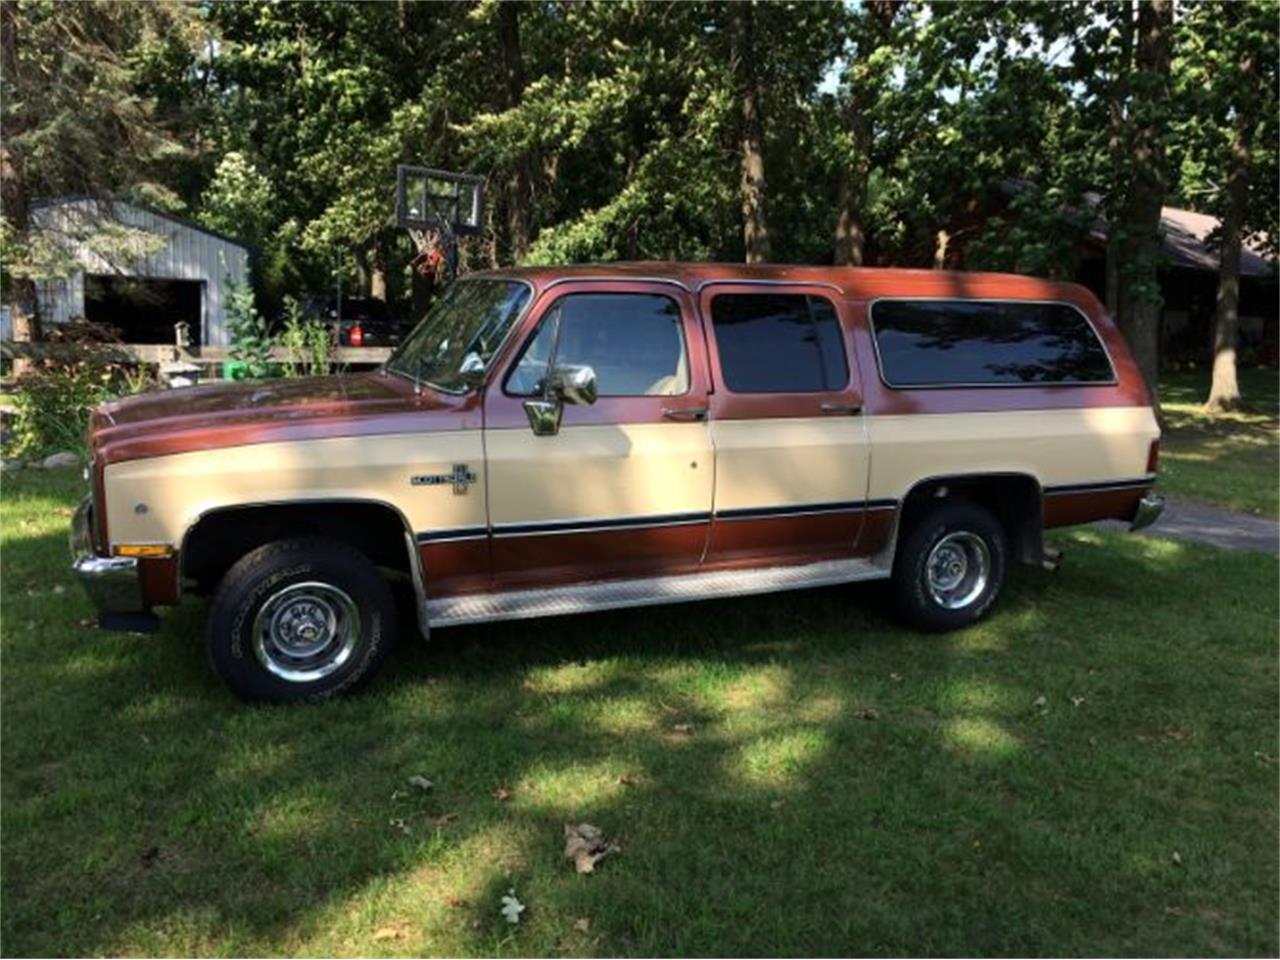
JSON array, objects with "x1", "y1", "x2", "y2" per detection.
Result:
[{"x1": 30, "y1": 196, "x2": 249, "y2": 251}]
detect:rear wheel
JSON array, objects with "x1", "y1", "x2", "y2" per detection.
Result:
[
  {"x1": 207, "y1": 537, "x2": 397, "y2": 703},
  {"x1": 892, "y1": 500, "x2": 1007, "y2": 631}
]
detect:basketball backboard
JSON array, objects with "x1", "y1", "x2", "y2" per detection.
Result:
[{"x1": 396, "y1": 165, "x2": 485, "y2": 236}]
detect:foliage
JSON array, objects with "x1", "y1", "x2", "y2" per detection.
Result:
[
  {"x1": 223, "y1": 277, "x2": 274, "y2": 379},
  {"x1": 277, "y1": 296, "x2": 335, "y2": 378},
  {"x1": 3, "y1": 321, "x2": 155, "y2": 460}
]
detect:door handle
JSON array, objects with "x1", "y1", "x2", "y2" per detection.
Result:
[
  {"x1": 662, "y1": 406, "x2": 708, "y2": 422},
  {"x1": 820, "y1": 401, "x2": 862, "y2": 415}
]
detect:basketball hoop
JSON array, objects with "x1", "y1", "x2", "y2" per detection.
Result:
[{"x1": 396, "y1": 165, "x2": 485, "y2": 285}]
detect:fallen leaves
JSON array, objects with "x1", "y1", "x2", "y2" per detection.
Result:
[
  {"x1": 388, "y1": 817, "x2": 410, "y2": 835},
  {"x1": 563, "y1": 822, "x2": 619, "y2": 874},
  {"x1": 407, "y1": 775, "x2": 434, "y2": 792},
  {"x1": 573, "y1": 917, "x2": 591, "y2": 933},
  {"x1": 671, "y1": 722, "x2": 694, "y2": 736},
  {"x1": 855, "y1": 706, "x2": 879, "y2": 721},
  {"x1": 372, "y1": 924, "x2": 407, "y2": 942},
  {"x1": 499, "y1": 890, "x2": 525, "y2": 924},
  {"x1": 491, "y1": 785, "x2": 512, "y2": 802}
]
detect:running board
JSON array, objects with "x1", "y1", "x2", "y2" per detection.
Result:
[{"x1": 425, "y1": 557, "x2": 890, "y2": 627}]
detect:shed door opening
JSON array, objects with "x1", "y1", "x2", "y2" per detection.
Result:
[{"x1": 84, "y1": 275, "x2": 204, "y2": 345}]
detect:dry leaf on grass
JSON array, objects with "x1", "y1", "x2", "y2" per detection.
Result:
[
  {"x1": 1172, "y1": 851, "x2": 1183, "y2": 866},
  {"x1": 446, "y1": 896, "x2": 466, "y2": 909},
  {"x1": 563, "y1": 823, "x2": 619, "y2": 874},
  {"x1": 492, "y1": 785, "x2": 512, "y2": 801},
  {"x1": 389, "y1": 817, "x2": 410, "y2": 834},
  {"x1": 407, "y1": 775, "x2": 434, "y2": 792},
  {"x1": 889, "y1": 672, "x2": 903, "y2": 682},
  {"x1": 855, "y1": 706, "x2": 879, "y2": 721},
  {"x1": 671, "y1": 722, "x2": 694, "y2": 735},
  {"x1": 1032, "y1": 695, "x2": 1048, "y2": 708},
  {"x1": 372, "y1": 924, "x2": 406, "y2": 941},
  {"x1": 432, "y1": 812, "x2": 460, "y2": 827},
  {"x1": 499, "y1": 891, "x2": 525, "y2": 924},
  {"x1": 617, "y1": 773, "x2": 639, "y2": 787},
  {"x1": 573, "y1": 917, "x2": 591, "y2": 933},
  {"x1": 1070, "y1": 695, "x2": 1086, "y2": 707}
]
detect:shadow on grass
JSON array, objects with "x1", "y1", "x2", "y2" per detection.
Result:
[{"x1": 1, "y1": 517, "x2": 1277, "y2": 956}]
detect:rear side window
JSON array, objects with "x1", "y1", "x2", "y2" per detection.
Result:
[
  {"x1": 710, "y1": 293, "x2": 848, "y2": 393},
  {"x1": 870, "y1": 300, "x2": 1114, "y2": 387}
]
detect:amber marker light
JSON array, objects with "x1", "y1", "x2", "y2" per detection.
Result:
[{"x1": 114, "y1": 544, "x2": 174, "y2": 559}]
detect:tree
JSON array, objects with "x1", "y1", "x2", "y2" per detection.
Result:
[
  {"x1": 833, "y1": 0, "x2": 901, "y2": 266},
  {"x1": 1174, "y1": 0, "x2": 1279, "y2": 411},
  {"x1": 1, "y1": 0, "x2": 195, "y2": 368}
]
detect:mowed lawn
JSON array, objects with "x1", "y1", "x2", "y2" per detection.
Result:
[
  {"x1": 2, "y1": 468, "x2": 1277, "y2": 957},
  {"x1": 1160, "y1": 368, "x2": 1279, "y2": 518}
]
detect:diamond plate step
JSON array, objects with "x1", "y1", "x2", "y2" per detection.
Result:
[{"x1": 425, "y1": 557, "x2": 889, "y2": 627}]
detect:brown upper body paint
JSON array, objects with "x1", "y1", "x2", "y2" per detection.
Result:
[{"x1": 85, "y1": 263, "x2": 1158, "y2": 607}]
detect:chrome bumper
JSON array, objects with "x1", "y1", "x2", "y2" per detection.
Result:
[
  {"x1": 70, "y1": 497, "x2": 155, "y2": 630},
  {"x1": 1130, "y1": 491, "x2": 1165, "y2": 532}
]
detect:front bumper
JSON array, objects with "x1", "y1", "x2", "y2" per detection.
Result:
[
  {"x1": 70, "y1": 497, "x2": 157, "y2": 632},
  {"x1": 1130, "y1": 491, "x2": 1165, "y2": 532}
]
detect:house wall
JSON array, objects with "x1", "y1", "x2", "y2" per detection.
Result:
[{"x1": 30, "y1": 199, "x2": 249, "y2": 346}]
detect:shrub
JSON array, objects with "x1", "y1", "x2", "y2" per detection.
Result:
[
  {"x1": 4, "y1": 320, "x2": 156, "y2": 461},
  {"x1": 225, "y1": 277, "x2": 274, "y2": 379},
  {"x1": 277, "y1": 296, "x2": 334, "y2": 378}
]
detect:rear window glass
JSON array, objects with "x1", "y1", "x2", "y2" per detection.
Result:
[
  {"x1": 870, "y1": 300, "x2": 1114, "y2": 387},
  {"x1": 710, "y1": 293, "x2": 848, "y2": 393}
]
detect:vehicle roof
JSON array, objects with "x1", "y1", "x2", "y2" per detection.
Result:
[{"x1": 469, "y1": 261, "x2": 1104, "y2": 312}]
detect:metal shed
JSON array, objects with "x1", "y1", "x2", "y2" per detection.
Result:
[{"x1": 30, "y1": 197, "x2": 250, "y2": 347}]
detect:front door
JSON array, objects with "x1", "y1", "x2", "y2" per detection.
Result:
[
  {"x1": 699, "y1": 284, "x2": 874, "y2": 567},
  {"x1": 483, "y1": 282, "x2": 714, "y2": 590}
]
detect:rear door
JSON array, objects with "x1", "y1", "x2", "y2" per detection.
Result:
[
  {"x1": 699, "y1": 284, "x2": 874, "y2": 566},
  {"x1": 483, "y1": 282, "x2": 714, "y2": 590}
]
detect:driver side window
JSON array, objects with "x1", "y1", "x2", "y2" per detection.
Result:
[{"x1": 505, "y1": 292, "x2": 689, "y2": 398}]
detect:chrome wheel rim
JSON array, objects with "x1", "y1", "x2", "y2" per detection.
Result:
[
  {"x1": 252, "y1": 581, "x2": 360, "y2": 683},
  {"x1": 924, "y1": 532, "x2": 990, "y2": 610}
]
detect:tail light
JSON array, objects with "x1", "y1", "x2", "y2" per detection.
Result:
[
  {"x1": 1146, "y1": 438, "x2": 1160, "y2": 474},
  {"x1": 349, "y1": 324, "x2": 364, "y2": 347}
]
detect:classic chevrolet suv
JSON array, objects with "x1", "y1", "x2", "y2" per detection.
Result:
[{"x1": 72, "y1": 263, "x2": 1163, "y2": 702}]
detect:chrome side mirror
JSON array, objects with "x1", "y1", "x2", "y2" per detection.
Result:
[
  {"x1": 522, "y1": 398, "x2": 563, "y2": 437},
  {"x1": 549, "y1": 364, "x2": 598, "y2": 406},
  {"x1": 521, "y1": 364, "x2": 597, "y2": 436}
]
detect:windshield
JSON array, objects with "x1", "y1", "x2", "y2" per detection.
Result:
[{"x1": 386, "y1": 279, "x2": 532, "y2": 393}]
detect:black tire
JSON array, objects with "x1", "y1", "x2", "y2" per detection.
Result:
[
  {"x1": 891, "y1": 500, "x2": 1007, "y2": 632},
  {"x1": 206, "y1": 537, "x2": 397, "y2": 703}
]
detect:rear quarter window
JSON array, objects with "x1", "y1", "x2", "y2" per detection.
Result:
[{"x1": 869, "y1": 299, "x2": 1114, "y2": 387}]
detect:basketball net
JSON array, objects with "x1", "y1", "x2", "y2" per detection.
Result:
[{"x1": 409, "y1": 226, "x2": 446, "y2": 284}]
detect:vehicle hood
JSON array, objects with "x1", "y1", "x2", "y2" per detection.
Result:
[{"x1": 90, "y1": 371, "x2": 473, "y2": 465}]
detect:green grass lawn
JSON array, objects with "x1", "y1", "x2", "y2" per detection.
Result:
[
  {"x1": 1159, "y1": 368, "x2": 1279, "y2": 517},
  {"x1": 2, "y1": 469, "x2": 1277, "y2": 957}
]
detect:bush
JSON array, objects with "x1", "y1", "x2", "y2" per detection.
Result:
[
  {"x1": 4, "y1": 320, "x2": 155, "y2": 461},
  {"x1": 277, "y1": 296, "x2": 334, "y2": 378},
  {"x1": 225, "y1": 277, "x2": 274, "y2": 378}
]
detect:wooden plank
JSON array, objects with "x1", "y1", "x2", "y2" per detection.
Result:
[{"x1": 0, "y1": 341, "x2": 393, "y2": 366}]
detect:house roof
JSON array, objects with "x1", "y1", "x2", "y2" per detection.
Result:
[
  {"x1": 29, "y1": 195, "x2": 250, "y2": 251},
  {"x1": 1150, "y1": 205, "x2": 1274, "y2": 277}
]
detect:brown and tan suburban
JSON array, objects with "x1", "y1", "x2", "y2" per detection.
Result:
[{"x1": 71, "y1": 263, "x2": 1164, "y2": 701}]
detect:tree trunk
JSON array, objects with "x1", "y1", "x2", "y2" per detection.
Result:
[
  {"x1": 369, "y1": 237, "x2": 388, "y2": 303},
  {"x1": 1114, "y1": 0, "x2": 1171, "y2": 406},
  {"x1": 1104, "y1": 3, "x2": 1134, "y2": 316},
  {"x1": 1205, "y1": 53, "x2": 1255, "y2": 413},
  {"x1": 0, "y1": 1, "x2": 39, "y2": 375},
  {"x1": 733, "y1": 1, "x2": 770, "y2": 263},
  {"x1": 833, "y1": 0, "x2": 898, "y2": 267},
  {"x1": 498, "y1": 2, "x2": 532, "y2": 263}
]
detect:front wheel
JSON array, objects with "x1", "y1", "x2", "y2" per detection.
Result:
[
  {"x1": 892, "y1": 500, "x2": 1007, "y2": 632},
  {"x1": 207, "y1": 538, "x2": 397, "y2": 703}
]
